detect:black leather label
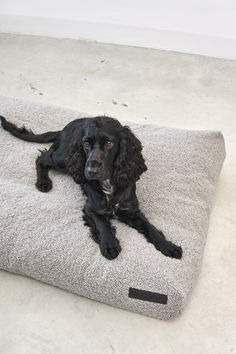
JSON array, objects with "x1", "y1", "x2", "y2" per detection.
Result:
[{"x1": 129, "y1": 287, "x2": 168, "y2": 304}]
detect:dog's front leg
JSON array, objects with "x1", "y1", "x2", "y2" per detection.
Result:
[
  {"x1": 83, "y1": 206, "x2": 121, "y2": 260},
  {"x1": 117, "y1": 210, "x2": 182, "y2": 259}
]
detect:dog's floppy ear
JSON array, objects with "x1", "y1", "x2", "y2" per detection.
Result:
[
  {"x1": 111, "y1": 126, "x2": 147, "y2": 187},
  {"x1": 65, "y1": 136, "x2": 87, "y2": 184}
]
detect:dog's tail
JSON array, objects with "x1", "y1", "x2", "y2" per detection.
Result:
[{"x1": 0, "y1": 116, "x2": 60, "y2": 143}]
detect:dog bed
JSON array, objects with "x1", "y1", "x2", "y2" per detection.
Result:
[{"x1": 0, "y1": 95, "x2": 225, "y2": 320}]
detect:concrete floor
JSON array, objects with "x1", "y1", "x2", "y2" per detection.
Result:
[{"x1": 0, "y1": 33, "x2": 236, "y2": 354}]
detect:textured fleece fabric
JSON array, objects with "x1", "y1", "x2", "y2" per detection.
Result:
[{"x1": 0, "y1": 95, "x2": 225, "y2": 320}]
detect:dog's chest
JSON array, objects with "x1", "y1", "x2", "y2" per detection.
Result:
[
  {"x1": 101, "y1": 179, "x2": 114, "y2": 199},
  {"x1": 100, "y1": 180, "x2": 120, "y2": 212}
]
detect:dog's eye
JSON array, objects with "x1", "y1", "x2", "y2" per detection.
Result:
[
  {"x1": 83, "y1": 141, "x2": 90, "y2": 148},
  {"x1": 106, "y1": 141, "x2": 113, "y2": 148}
]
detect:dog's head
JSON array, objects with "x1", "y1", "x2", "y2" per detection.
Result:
[{"x1": 65, "y1": 117, "x2": 147, "y2": 187}]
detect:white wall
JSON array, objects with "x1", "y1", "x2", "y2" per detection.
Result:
[{"x1": 1, "y1": 0, "x2": 236, "y2": 59}]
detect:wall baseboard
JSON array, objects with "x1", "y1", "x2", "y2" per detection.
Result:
[{"x1": 0, "y1": 14, "x2": 236, "y2": 60}]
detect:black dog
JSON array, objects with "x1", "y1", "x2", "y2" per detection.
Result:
[{"x1": 1, "y1": 115, "x2": 182, "y2": 260}]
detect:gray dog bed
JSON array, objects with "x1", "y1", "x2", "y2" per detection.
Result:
[{"x1": 0, "y1": 95, "x2": 225, "y2": 320}]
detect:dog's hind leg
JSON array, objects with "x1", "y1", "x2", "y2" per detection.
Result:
[{"x1": 35, "y1": 148, "x2": 54, "y2": 192}]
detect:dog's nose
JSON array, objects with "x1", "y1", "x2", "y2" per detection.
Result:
[
  {"x1": 87, "y1": 167, "x2": 99, "y2": 177},
  {"x1": 86, "y1": 161, "x2": 103, "y2": 177}
]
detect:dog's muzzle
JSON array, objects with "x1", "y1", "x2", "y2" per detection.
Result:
[{"x1": 85, "y1": 160, "x2": 104, "y2": 179}]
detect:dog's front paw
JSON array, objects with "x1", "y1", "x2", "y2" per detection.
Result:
[
  {"x1": 36, "y1": 178, "x2": 52, "y2": 193},
  {"x1": 160, "y1": 241, "x2": 183, "y2": 259},
  {"x1": 100, "y1": 237, "x2": 121, "y2": 260}
]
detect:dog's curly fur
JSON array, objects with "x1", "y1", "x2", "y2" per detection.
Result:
[
  {"x1": 65, "y1": 135, "x2": 87, "y2": 185},
  {"x1": 1, "y1": 115, "x2": 182, "y2": 260},
  {"x1": 110, "y1": 126, "x2": 146, "y2": 187}
]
